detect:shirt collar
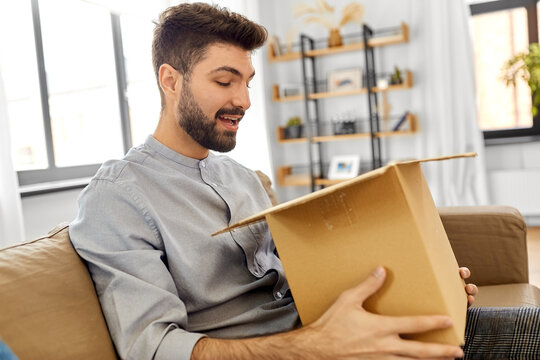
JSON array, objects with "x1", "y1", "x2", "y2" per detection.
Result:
[{"x1": 144, "y1": 135, "x2": 211, "y2": 169}]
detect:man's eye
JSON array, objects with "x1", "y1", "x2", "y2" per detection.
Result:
[{"x1": 216, "y1": 81, "x2": 230, "y2": 87}]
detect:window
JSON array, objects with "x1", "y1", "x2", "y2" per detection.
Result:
[
  {"x1": 0, "y1": 0, "x2": 48, "y2": 171},
  {"x1": 1, "y1": 0, "x2": 268, "y2": 193},
  {"x1": 120, "y1": 15, "x2": 161, "y2": 146},
  {"x1": 0, "y1": 0, "x2": 159, "y2": 192},
  {"x1": 469, "y1": 0, "x2": 540, "y2": 140},
  {"x1": 40, "y1": 0, "x2": 125, "y2": 167}
]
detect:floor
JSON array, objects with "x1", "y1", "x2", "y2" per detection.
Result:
[{"x1": 528, "y1": 226, "x2": 540, "y2": 288}]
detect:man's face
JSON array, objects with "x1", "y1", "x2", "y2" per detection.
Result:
[{"x1": 176, "y1": 44, "x2": 254, "y2": 153}]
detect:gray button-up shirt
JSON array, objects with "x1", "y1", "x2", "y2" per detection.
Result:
[{"x1": 70, "y1": 136, "x2": 299, "y2": 360}]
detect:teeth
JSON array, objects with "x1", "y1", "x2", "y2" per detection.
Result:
[{"x1": 220, "y1": 116, "x2": 237, "y2": 125}]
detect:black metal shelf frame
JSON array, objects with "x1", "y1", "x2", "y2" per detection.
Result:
[{"x1": 298, "y1": 24, "x2": 383, "y2": 192}]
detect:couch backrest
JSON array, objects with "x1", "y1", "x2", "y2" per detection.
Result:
[
  {"x1": 439, "y1": 205, "x2": 529, "y2": 286},
  {"x1": 0, "y1": 224, "x2": 118, "y2": 360}
]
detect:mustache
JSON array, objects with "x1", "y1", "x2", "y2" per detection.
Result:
[{"x1": 215, "y1": 107, "x2": 245, "y2": 119}]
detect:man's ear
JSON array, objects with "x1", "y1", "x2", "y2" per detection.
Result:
[{"x1": 159, "y1": 64, "x2": 182, "y2": 99}]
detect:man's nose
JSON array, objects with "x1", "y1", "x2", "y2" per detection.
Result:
[{"x1": 232, "y1": 85, "x2": 251, "y2": 110}]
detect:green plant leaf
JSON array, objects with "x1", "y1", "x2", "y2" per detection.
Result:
[{"x1": 502, "y1": 43, "x2": 540, "y2": 115}]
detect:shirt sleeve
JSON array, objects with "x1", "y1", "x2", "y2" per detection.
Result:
[{"x1": 69, "y1": 179, "x2": 206, "y2": 360}]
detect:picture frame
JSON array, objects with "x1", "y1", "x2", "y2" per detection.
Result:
[
  {"x1": 327, "y1": 155, "x2": 361, "y2": 180},
  {"x1": 328, "y1": 68, "x2": 362, "y2": 92}
]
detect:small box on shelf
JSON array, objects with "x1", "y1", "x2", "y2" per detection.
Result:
[{"x1": 272, "y1": 84, "x2": 304, "y2": 102}]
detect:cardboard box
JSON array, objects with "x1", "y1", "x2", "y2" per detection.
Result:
[{"x1": 216, "y1": 153, "x2": 475, "y2": 346}]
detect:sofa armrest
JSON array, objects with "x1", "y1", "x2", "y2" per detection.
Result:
[{"x1": 439, "y1": 206, "x2": 528, "y2": 286}]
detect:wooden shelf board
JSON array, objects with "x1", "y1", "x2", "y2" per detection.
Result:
[
  {"x1": 312, "y1": 133, "x2": 371, "y2": 142},
  {"x1": 315, "y1": 178, "x2": 346, "y2": 186},
  {"x1": 279, "y1": 174, "x2": 311, "y2": 187},
  {"x1": 274, "y1": 94, "x2": 304, "y2": 102},
  {"x1": 277, "y1": 173, "x2": 353, "y2": 187},
  {"x1": 375, "y1": 130, "x2": 415, "y2": 138},
  {"x1": 309, "y1": 88, "x2": 367, "y2": 99},
  {"x1": 277, "y1": 137, "x2": 307, "y2": 144},
  {"x1": 306, "y1": 42, "x2": 366, "y2": 57},
  {"x1": 268, "y1": 23, "x2": 409, "y2": 63},
  {"x1": 376, "y1": 113, "x2": 418, "y2": 136},
  {"x1": 276, "y1": 124, "x2": 417, "y2": 143},
  {"x1": 268, "y1": 52, "x2": 302, "y2": 63},
  {"x1": 272, "y1": 71, "x2": 412, "y2": 103}
]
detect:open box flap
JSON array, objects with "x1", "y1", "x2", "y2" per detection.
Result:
[{"x1": 213, "y1": 152, "x2": 476, "y2": 236}]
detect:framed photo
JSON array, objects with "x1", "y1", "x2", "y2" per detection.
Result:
[
  {"x1": 327, "y1": 155, "x2": 361, "y2": 180},
  {"x1": 328, "y1": 68, "x2": 362, "y2": 92}
]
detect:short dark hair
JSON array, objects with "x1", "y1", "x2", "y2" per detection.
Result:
[{"x1": 152, "y1": 2, "x2": 267, "y2": 98}]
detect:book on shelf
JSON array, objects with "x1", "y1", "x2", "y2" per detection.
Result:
[{"x1": 392, "y1": 111, "x2": 409, "y2": 131}]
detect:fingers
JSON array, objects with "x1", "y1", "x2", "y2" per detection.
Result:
[
  {"x1": 459, "y1": 267, "x2": 471, "y2": 279},
  {"x1": 381, "y1": 316, "x2": 464, "y2": 358},
  {"x1": 389, "y1": 338, "x2": 464, "y2": 359},
  {"x1": 345, "y1": 266, "x2": 387, "y2": 305},
  {"x1": 465, "y1": 283, "x2": 478, "y2": 296},
  {"x1": 465, "y1": 283, "x2": 478, "y2": 307},
  {"x1": 387, "y1": 314, "x2": 453, "y2": 335}
]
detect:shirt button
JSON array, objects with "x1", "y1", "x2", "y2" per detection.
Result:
[
  {"x1": 200, "y1": 161, "x2": 206, "y2": 168},
  {"x1": 276, "y1": 291, "x2": 283, "y2": 299},
  {"x1": 212, "y1": 183, "x2": 217, "y2": 187}
]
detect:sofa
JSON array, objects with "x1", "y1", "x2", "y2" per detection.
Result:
[{"x1": 1, "y1": 205, "x2": 539, "y2": 359}]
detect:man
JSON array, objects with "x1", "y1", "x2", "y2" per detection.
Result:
[{"x1": 70, "y1": 3, "x2": 477, "y2": 359}]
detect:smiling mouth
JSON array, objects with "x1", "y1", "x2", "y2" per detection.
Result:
[
  {"x1": 217, "y1": 115, "x2": 242, "y2": 131},
  {"x1": 218, "y1": 115, "x2": 240, "y2": 126}
]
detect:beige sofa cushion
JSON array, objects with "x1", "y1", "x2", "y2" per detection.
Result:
[
  {"x1": 473, "y1": 283, "x2": 540, "y2": 308},
  {"x1": 439, "y1": 206, "x2": 528, "y2": 286},
  {"x1": 0, "y1": 224, "x2": 117, "y2": 360}
]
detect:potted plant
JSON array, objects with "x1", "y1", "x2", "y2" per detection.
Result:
[
  {"x1": 502, "y1": 43, "x2": 540, "y2": 116},
  {"x1": 390, "y1": 66, "x2": 403, "y2": 85},
  {"x1": 285, "y1": 116, "x2": 303, "y2": 139}
]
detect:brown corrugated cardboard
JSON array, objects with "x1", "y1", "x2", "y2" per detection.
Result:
[{"x1": 215, "y1": 153, "x2": 476, "y2": 346}]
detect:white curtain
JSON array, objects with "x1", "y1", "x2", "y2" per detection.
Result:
[
  {"x1": 0, "y1": 67, "x2": 25, "y2": 247},
  {"x1": 408, "y1": 0, "x2": 490, "y2": 206}
]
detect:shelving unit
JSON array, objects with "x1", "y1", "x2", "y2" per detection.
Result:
[
  {"x1": 277, "y1": 166, "x2": 345, "y2": 187},
  {"x1": 272, "y1": 23, "x2": 415, "y2": 190},
  {"x1": 276, "y1": 113, "x2": 417, "y2": 144},
  {"x1": 272, "y1": 70, "x2": 413, "y2": 102},
  {"x1": 268, "y1": 23, "x2": 409, "y2": 63}
]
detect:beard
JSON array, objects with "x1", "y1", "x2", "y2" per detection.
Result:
[{"x1": 176, "y1": 80, "x2": 243, "y2": 153}]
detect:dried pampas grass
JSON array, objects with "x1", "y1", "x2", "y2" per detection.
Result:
[
  {"x1": 339, "y1": 3, "x2": 364, "y2": 27},
  {"x1": 302, "y1": 16, "x2": 334, "y2": 30},
  {"x1": 294, "y1": 0, "x2": 364, "y2": 31}
]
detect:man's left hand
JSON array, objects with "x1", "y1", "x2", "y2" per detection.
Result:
[{"x1": 459, "y1": 267, "x2": 478, "y2": 307}]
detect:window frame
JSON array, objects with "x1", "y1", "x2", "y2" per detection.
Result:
[
  {"x1": 17, "y1": 0, "x2": 132, "y2": 195},
  {"x1": 470, "y1": 0, "x2": 540, "y2": 142}
]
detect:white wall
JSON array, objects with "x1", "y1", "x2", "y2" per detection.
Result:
[
  {"x1": 485, "y1": 142, "x2": 540, "y2": 225},
  {"x1": 21, "y1": 188, "x2": 81, "y2": 240}
]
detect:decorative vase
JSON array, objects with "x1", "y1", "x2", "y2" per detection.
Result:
[
  {"x1": 286, "y1": 125, "x2": 303, "y2": 139},
  {"x1": 328, "y1": 28, "x2": 343, "y2": 48}
]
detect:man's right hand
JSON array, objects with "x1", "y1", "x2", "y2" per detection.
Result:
[
  {"x1": 297, "y1": 266, "x2": 464, "y2": 359},
  {"x1": 192, "y1": 267, "x2": 464, "y2": 359}
]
